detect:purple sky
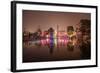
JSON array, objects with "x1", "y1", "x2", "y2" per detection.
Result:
[{"x1": 23, "y1": 10, "x2": 90, "y2": 32}]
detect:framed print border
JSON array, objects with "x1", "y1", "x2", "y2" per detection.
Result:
[{"x1": 11, "y1": 1, "x2": 98, "y2": 72}]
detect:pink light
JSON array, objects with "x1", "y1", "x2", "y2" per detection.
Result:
[{"x1": 39, "y1": 32, "x2": 77, "y2": 47}]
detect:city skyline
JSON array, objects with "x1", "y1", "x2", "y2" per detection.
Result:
[
  {"x1": 23, "y1": 10, "x2": 90, "y2": 33},
  {"x1": 23, "y1": 10, "x2": 91, "y2": 62}
]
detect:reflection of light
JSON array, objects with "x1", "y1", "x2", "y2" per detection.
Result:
[
  {"x1": 39, "y1": 31, "x2": 77, "y2": 47},
  {"x1": 46, "y1": 38, "x2": 49, "y2": 43},
  {"x1": 54, "y1": 38, "x2": 57, "y2": 45},
  {"x1": 62, "y1": 39, "x2": 64, "y2": 43},
  {"x1": 54, "y1": 31, "x2": 57, "y2": 45},
  {"x1": 41, "y1": 39, "x2": 44, "y2": 45},
  {"x1": 55, "y1": 31, "x2": 57, "y2": 35}
]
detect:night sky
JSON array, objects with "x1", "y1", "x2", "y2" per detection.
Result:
[{"x1": 23, "y1": 10, "x2": 90, "y2": 32}]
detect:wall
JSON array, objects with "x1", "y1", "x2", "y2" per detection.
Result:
[{"x1": 0, "y1": 0, "x2": 99, "y2": 73}]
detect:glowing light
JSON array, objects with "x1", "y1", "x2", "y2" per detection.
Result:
[{"x1": 39, "y1": 31, "x2": 77, "y2": 47}]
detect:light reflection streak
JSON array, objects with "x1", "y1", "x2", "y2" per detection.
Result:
[{"x1": 38, "y1": 31, "x2": 76, "y2": 47}]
